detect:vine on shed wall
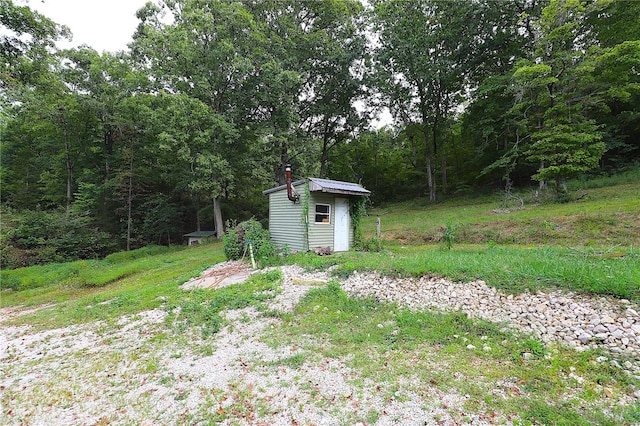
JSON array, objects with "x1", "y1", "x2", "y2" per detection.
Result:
[
  {"x1": 300, "y1": 182, "x2": 310, "y2": 251},
  {"x1": 350, "y1": 196, "x2": 368, "y2": 245}
]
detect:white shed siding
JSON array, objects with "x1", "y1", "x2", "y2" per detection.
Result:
[
  {"x1": 268, "y1": 188, "x2": 306, "y2": 251},
  {"x1": 308, "y1": 193, "x2": 335, "y2": 249}
]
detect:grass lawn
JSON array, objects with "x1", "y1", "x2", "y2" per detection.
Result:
[
  {"x1": 0, "y1": 242, "x2": 225, "y2": 329},
  {"x1": 363, "y1": 180, "x2": 640, "y2": 248}
]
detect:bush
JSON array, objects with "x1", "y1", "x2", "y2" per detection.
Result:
[
  {"x1": 442, "y1": 222, "x2": 457, "y2": 250},
  {"x1": 222, "y1": 218, "x2": 275, "y2": 265},
  {"x1": 223, "y1": 221, "x2": 242, "y2": 260},
  {"x1": 355, "y1": 237, "x2": 383, "y2": 252},
  {"x1": 0, "y1": 208, "x2": 118, "y2": 269}
]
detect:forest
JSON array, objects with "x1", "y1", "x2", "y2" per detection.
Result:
[{"x1": 1, "y1": 0, "x2": 639, "y2": 268}]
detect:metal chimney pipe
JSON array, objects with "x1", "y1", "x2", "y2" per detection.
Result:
[{"x1": 285, "y1": 165, "x2": 299, "y2": 203}]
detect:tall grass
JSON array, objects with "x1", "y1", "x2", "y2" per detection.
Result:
[
  {"x1": 569, "y1": 166, "x2": 640, "y2": 190},
  {"x1": 285, "y1": 245, "x2": 640, "y2": 300},
  {"x1": 0, "y1": 242, "x2": 226, "y2": 328},
  {"x1": 1, "y1": 245, "x2": 190, "y2": 292},
  {"x1": 363, "y1": 172, "x2": 640, "y2": 247}
]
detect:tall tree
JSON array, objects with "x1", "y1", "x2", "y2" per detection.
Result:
[
  {"x1": 131, "y1": 0, "x2": 264, "y2": 237},
  {"x1": 245, "y1": 0, "x2": 367, "y2": 182},
  {"x1": 510, "y1": 0, "x2": 606, "y2": 193},
  {"x1": 1, "y1": 0, "x2": 69, "y2": 92},
  {"x1": 370, "y1": 0, "x2": 526, "y2": 201},
  {"x1": 58, "y1": 48, "x2": 150, "y2": 232}
]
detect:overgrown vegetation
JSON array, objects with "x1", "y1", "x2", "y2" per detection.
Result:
[
  {"x1": 0, "y1": 242, "x2": 225, "y2": 329},
  {"x1": 0, "y1": 208, "x2": 117, "y2": 269},
  {"x1": 222, "y1": 219, "x2": 275, "y2": 266},
  {"x1": 3, "y1": 0, "x2": 640, "y2": 261},
  {"x1": 167, "y1": 269, "x2": 282, "y2": 338}
]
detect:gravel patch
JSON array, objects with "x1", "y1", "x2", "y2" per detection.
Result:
[
  {"x1": 1, "y1": 263, "x2": 638, "y2": 425},
  {"x1": 342, "y1": 271, "x2": 640, "y2": 377}
]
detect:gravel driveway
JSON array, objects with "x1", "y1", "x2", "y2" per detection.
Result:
[{"x1": 2, "y1": 262, "x2": 639, "y2": 425}]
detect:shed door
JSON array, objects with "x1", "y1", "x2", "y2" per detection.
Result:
[{"x1": 334, "y1": 197, "x2": 349, "y2": 252}]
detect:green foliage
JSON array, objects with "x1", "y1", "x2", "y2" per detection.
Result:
[
  {"x1": 355, "y1": 237, "x2": 382, "y2": 253},
  {"x1": 222, "y1": 220, "x2": 242, "y2": 260},
  {"x1": 349, "y1": 196, "x2": 368, "y2": 245},
  {"x1": 442, "y1": 222, "x2": 456, "y2": 250},
  {"x1": 526, "y1": 117, "x2": 605, "y2": 190},
  {"x1": 0, "y1": 208, "x2": 117, "y2": 269},
  {"x1": 167, "y1": 269, "x2": 282, "y2": 338},
  {"x1": 2, "y1": 0, "x2": 640, "y2": 268},
  {"x1": 222, "y1": 218, "x2": 275, "y2": 265}
]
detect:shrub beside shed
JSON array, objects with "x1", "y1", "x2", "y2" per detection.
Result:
[{"x1": 262, "y1": 168, "x2": 370, "y2": 252}]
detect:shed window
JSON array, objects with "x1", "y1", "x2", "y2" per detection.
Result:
[{"x1": 315, "y1": 204, "x2": 331, "y2": 223}]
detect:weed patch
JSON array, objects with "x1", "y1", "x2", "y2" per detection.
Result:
[{"x1": 167, "y1": 270, "x2": 282, "y2": 338}]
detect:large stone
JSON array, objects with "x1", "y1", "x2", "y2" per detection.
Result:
[
  {"x1": 578, "y1": 334, "x2": 591, "y2": 344},
  {"x1": 612, "y1": 329, "x2": 625, "y2": 339},
  {"x1": 593, "y1": 324, "x2": 608, "y2": 334},
  {"x1": 601, "y1": 315, "x2": 615, "y2": 324}
]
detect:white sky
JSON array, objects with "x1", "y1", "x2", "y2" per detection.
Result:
[{"x1": 28, "y1": 0, "x2": 150, "y2": 52}]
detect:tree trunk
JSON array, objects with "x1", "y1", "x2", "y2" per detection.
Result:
[
  {"x1": 319, "y1": 118, "x2": 331, "y2": 179},
  {"x1": 195, "y1": 199, "x2": 201, "y2": 232},
  {"x1": 126, "y1": 146, "x2": 134, "y2": 251},
  {"x1": 441, "y1": 151, "x2": 447, "y2": 197},
  {"x1": 557, "y1": 176, "x2": 567, "y2": 194},
  {"x1": 538, "y1": 161, "x2": 547, "y2": 190},
  {"x1": 276, "y1": 142, "x2": 288, "y2": 185},
  {"x1": 61, "y1": 118, "x2": 73, "y2": 217},
  {"x1": 213, "y1": 197, "x2": 224, "y2": 239},
  {"x1": 426, "y1": 155, "x2": 435, "y2": 201},
  {"x1": 319, "y1": 146, "x2": 328, "y2": 178},
  {"x1": 65, "y1": 135, "x2": 73, "y2": 216},
  {"x1": 423, "y1": 131, "x2": 436, "y2": 202}
]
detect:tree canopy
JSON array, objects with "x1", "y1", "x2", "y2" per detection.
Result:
[{"x1": 1, "y1": 0, "x2": 639, "y2": 267}]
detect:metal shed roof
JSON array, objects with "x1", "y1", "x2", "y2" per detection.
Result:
[
  {"x1": 307, "y1": 178, "x2": 370, "y2": 196},
  {"x1": 183, "y1": 231, "x2": 217, "y2": 238},
  {"x1": 262, "y1": 178, "x2": 370, "y2": 196}
]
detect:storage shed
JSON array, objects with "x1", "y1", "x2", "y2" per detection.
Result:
[
  {"x1": 262, "y1": 167, "x2": 370, "y2": 252},
  {"x1": 184, "y1": 230, "x2": 216, "y2": 246}
]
